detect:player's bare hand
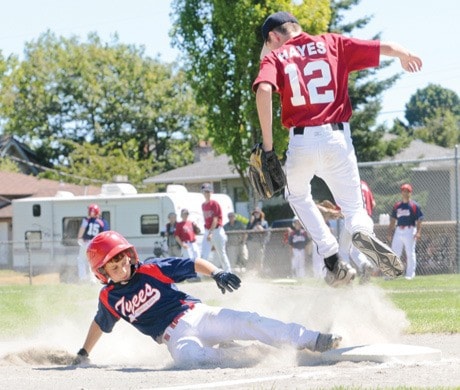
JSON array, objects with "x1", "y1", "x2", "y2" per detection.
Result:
[
  {"x1": 400, "y1": 53, "x2": 422, "y2": 72},
  {"x1": 212, "y1": 271, "x2": 241, "y2": 294},
  {"x1": 72, "y1": 348, "x2": 90, "y2": 366}
]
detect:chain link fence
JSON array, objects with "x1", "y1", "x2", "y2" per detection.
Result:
[{"x1": 1, "y1": 153, "x2": 459, "y2": 283}]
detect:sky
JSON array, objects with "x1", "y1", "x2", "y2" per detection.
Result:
[{"x1": 0, "y1": 0, "x2": 459, "y2": 127}]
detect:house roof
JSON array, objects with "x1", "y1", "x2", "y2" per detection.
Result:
[
  {"x1": 0, "y1": 135, "x2": 43, "y2": 175},
  {"x1": 0, "y1": 171, "x2": 101, "y2": 218},
  {"x1": 144, "y1": 154, "x2": 240, "y2": 184},
  {"x1": 383, "y1": 139, "x2": 454, "y2": 161}
]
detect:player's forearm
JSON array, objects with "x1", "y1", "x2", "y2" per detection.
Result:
[
  {"x1": 256, "y1": 83, "x2": 274, "y2": 151},
  {"x1": 81, "y1": 320, "x2": 103, "y2": 355},
  {"x1": 380, "y1": 41, "x2": 422, "y2": 72},
  {"x1": 194, "y1": 257, "x2": 221, "y2": 276},
  {"x1": 380, "y1": 41, "x2": 411, "y2": 58}
]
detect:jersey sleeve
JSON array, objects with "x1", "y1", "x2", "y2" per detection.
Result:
[
  {"x1": 340, "y1": 35, "x2": 380, "y2": 72},
  {"x1": 415, "y1": 203, "x2": 424, "y2": 220},
  {"x1": 252, "y1": 54, "x2": 279, "y2": 92},
  {"x1": 142, "y1": 257, "x2": 197, "y2": 283},
  {"x1": 94, "y1": 300, "x2": 120, "y2": 333}
]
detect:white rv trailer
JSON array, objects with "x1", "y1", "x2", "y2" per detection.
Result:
[{"x1": 11, "y1": 184, "x2": 233, "y2": 280}]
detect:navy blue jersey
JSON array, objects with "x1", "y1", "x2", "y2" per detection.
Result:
[
  {"x1": 81, "y1": 217, "x2": 106, "y2": 240},
  {"x1": 391, "y1": 200, "x2": 423, "y2": 227},
  {"x1": 288, "y1": 229, "x2": 310, "y2": 249},
  {"x1": 94, "y1": 257, "x2": 201, "y2": 341}
]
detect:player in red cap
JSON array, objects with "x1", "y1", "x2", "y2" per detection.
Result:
[
  {"x1": 76, "y1": 203, "x2": 108, "y2": 281},
  {"x1": 387, "y1": 184, "x2": 424, "y2": 279}
]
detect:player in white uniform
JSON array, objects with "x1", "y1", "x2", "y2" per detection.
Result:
[
  {"x1": 73, "y1": 231, "x2": 341, "y2": 367},
  {"x1": 253, "y1": 11, "x2": 422, "y2": 286}
]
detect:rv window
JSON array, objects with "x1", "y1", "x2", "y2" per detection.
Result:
[
  {"x1": 62, "y1": 217, "x2": 83, "y2": 246},
  {"x1": 32, "y1": 204, "x2": 41, "y2": 217},
  {"x1": 141, "y1": 215, "x2": 159, "y2": 235},
  {"x1": 25, "y1": 231, "x2": 42, "y2": 250}
]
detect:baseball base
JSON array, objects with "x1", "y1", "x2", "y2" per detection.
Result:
[{"x1": 320, "y1": 343, "x2": 442, "y2": 363}]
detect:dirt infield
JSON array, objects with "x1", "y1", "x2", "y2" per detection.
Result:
[{"x1": 1, "y1": 279, "x2": 459, "y2": 389}]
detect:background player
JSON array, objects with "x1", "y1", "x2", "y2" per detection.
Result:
[
  {"x1": 253, "y1": 11, "x2": 422, "y2": 286},
  {"x1": 387, "y1": 184, "x2": 424, "y2": 279},
  {"x1": 165, "y1": 212, "x2": 181, "y2": 257},
  {"x1": 223, "y1": 212, "x2": 248, "y2": 273},
  {"x1": 288, "y1": 217, "x2": 310, "y2": 278},
  {"x1": 200, "y1": 182, "x2": 232, "y2": 272},
  {"x1": 73, "y1": 231, "x2": 341, "y2": 368},
  {"x1": 77, "y1": 203, "x2": 108, "y2": 281},
  {"x1": 338, "y1": 180, "x2": 376, "y2": 283},
  {"x1": 174, "y1": 208, "x2": 200, "y2": 260}
]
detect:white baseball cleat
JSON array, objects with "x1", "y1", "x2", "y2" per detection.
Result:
[
  {"x1": 324, "y1": 260, "x2": 357, "y2": 288},
  {"x1": 352, "y1": 231, "x2": 404, "y2": 278}
]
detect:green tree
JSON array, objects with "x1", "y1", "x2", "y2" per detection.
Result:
[
  {"x1": 39, "y1": 141, "x2": 149, "y2": 186},
  {"x1": 405, "y1": 83, "x2": 460, "y2": 128},
  {"x1": 0, "y1": 31, "x2": 205, "y2": 176},
  {"x1": 414, "y1": 109, "x2": 459, "y2": 148},
  {"x1": 171, "y1": 0, "x2": 330, "y2": 192},
  {"x1": 0, "y1": 157, "x2": 21, "y2": 173}
]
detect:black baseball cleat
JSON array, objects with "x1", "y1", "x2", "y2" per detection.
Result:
[
  {"x1": 314, "y1": 333, "x2": 342, "y2": 353},
  {"x1": 324, "y1": 259, "x2": 356, "y2": 288},
  {"x1": 352, "y1": 231, "x2": 404, "y2": 278}
]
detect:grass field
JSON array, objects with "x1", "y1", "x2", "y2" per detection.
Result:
[{"x1": 0, "y1": 272, "x2": 459, "y2": 337}]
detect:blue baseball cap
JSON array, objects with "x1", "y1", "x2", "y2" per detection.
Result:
[
  {"x1": 201, "y1": 182, "x2": 214, "y2": 192},
  {"x1": 262, "y1": 11, "x2": 299, "y2": 41}
]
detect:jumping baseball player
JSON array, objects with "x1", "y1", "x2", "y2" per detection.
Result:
[
  {"x1": 72, "y1": 231, "x2": 341, "y2": 367},
  {"x1": 253, "y1": 11, "x2": 422, "y2": 286},
  {"x1": 387, "y1": 184, "x2": 424, "y2": 279},
  {"x1": 77, "y1": 203, "x2": 108, "y2": 281},
  {"x1": 200, "y1": 182, "x2": 232, "y2": 272}
]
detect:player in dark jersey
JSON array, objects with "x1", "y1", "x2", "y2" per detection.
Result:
[
  {"x1": 76, "y1": 203, "x2": 108, "y2": 281},
  {"x1": 73, "y1": 231, "x2": 341, "y2": 368},
  {"x1": 387, "y1": 184, "x2": 424, "y2": 279},
  {"x1": 253, "y1": 11, "x2": 422, "y2": 286}
]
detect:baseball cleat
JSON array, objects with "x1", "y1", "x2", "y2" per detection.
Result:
[
  {"x1": 324, "y1": 260, "x2": 357, "y2": 288},
  {"x1": 314, "y1": 333, "x2": 342, "y2": 353},
  {"x1": 352, "y1": 231, "x2": 404, "y2": 278}
]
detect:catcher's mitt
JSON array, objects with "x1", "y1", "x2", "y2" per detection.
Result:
[{"x1": 248, "y1": 143, "x2": 286, "y2": 199}]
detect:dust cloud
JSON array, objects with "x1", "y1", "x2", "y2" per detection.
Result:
[{"x1": 0, "y1": 276, "x2": 409, "y2": 368}]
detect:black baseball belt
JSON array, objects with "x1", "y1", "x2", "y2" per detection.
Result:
[{"x1": 293, "y1": 122, "x2": 344, "y2": 135}]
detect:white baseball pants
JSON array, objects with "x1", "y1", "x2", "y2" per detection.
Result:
[
  {"x1": 291, "y1": 248, "x2": 306, "y2": 277},
  {"x1": 181, "y1": 241, "x2": 200, "y2": 260},
  {"x1": 201, "y1": 226, "x2": 232, "y2": 271},
  {"x1": 391, "y1": 226, "x2": 417, "y2": 278},
  {"x1": 161, "y1": 303, "x2": 319, "y2": 367},
  {"x1": 285, "y1": 123, "x2": 373, "y2": 258}
]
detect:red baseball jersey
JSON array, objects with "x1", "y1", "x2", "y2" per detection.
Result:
[
  {"x1": 253, "y1": 32, "x2": 380, "y2": 128},
  {"x1": 174, "y1": 220, "x2": 196, "y2": 242},
  {"x1": 202, "y1": 200, "x2": 223, "y2": 230},
  {"x1": 360, "y1": 180, "x2": 375, "y2": 217}
]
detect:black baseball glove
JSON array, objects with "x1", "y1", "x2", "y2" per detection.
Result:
[
  {"x1": 248, "y1": 143, "x2": 286, "y2": 199},
  {"x1": 212, "y1": 271, "x2": 241, "y2": 294}
]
